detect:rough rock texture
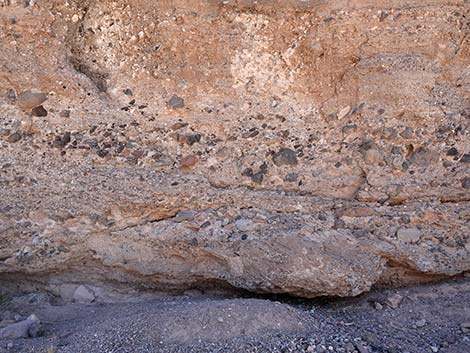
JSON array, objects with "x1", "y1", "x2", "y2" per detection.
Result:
[{"x1": 0, "y1": 0, "x2": 469, "y2": 298}]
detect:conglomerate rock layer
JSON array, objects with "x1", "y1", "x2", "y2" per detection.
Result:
[{"x1": 0, "y1": 0, "x2": 469, "y2": 298}]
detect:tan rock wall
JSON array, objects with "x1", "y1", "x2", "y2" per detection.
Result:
[{"x1": 0, "y1": 0, "x2": 469, "y2": 297}]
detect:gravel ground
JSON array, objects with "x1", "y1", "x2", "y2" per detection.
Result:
[{"x1": 0, "y1": 278, "x2": 469, "y2": 353}]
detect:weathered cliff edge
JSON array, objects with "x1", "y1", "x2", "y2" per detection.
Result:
[{"x1": 0, "y1": 0, "x2": 469, "y2": 298}]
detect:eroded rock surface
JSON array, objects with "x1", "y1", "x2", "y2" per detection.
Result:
[{"x1": 0, "y1": 0, "x2": 469, "y2": 298}]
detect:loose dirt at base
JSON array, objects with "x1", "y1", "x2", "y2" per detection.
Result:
[{"x1": 1, "y1": 278, "x2": 469, "y2": 353}]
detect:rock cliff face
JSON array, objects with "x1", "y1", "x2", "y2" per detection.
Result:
[{"x1": 0, "y1": 0, "x2": 469, "y2": 298}]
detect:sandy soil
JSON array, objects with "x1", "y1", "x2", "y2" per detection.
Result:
[{"x1": 0, "y1": 278, "x2": 469, "y2": 353}]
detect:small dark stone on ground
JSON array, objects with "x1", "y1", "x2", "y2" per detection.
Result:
[
  {"x1": 356, "y1": 344, "x2": 370, "y2": 353},
  {"x1": 123, "y1": 88, "x2": 133, "y2": 96},
  {"x1": 446, "y1": 147, "x2": 458, "y2": 156},
  {"x1": 362, "y1": 332, "x2": 380, "y2": 346}
]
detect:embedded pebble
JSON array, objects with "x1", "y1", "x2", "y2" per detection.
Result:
[
  {"x1": 396, "y1": 228, "x2": 421, "y2": 244},
  {"x1": 173, "y1": 210, "x2": 196, "y2": 223},
  {"x1": 272, "y1": 148, "x2": 298, "y2": 167},
  {"x1": 31, "y1": 105, "x2": 47, "y2": 117},
  {"x1": 16, "y1": 89, "x2": 47, "y2": 110},
  {"x1": 337, "y1": 106, "x2": 351, "y2": 120},
  {"x1": 459, "y1": 154, "x2": 470, "y2": 163},
  {"x1": 168, "y1": 95, "x2": 185, "y2": 108},
  {"x1": 180, "y1": 155, "x2": 198, "y2": 168},
  {"x1": 462, "y1": 177, "x2": 470, "y2": 189},
  {"x1": 72, "y1": 285, "x2": 95, "y2": 304},
  {"x1": 234, "y1": 219, "x2": 256, "y2": 232},
  {"x1": 7, "y1": 132, "x2": 21, "y2": 143}
]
